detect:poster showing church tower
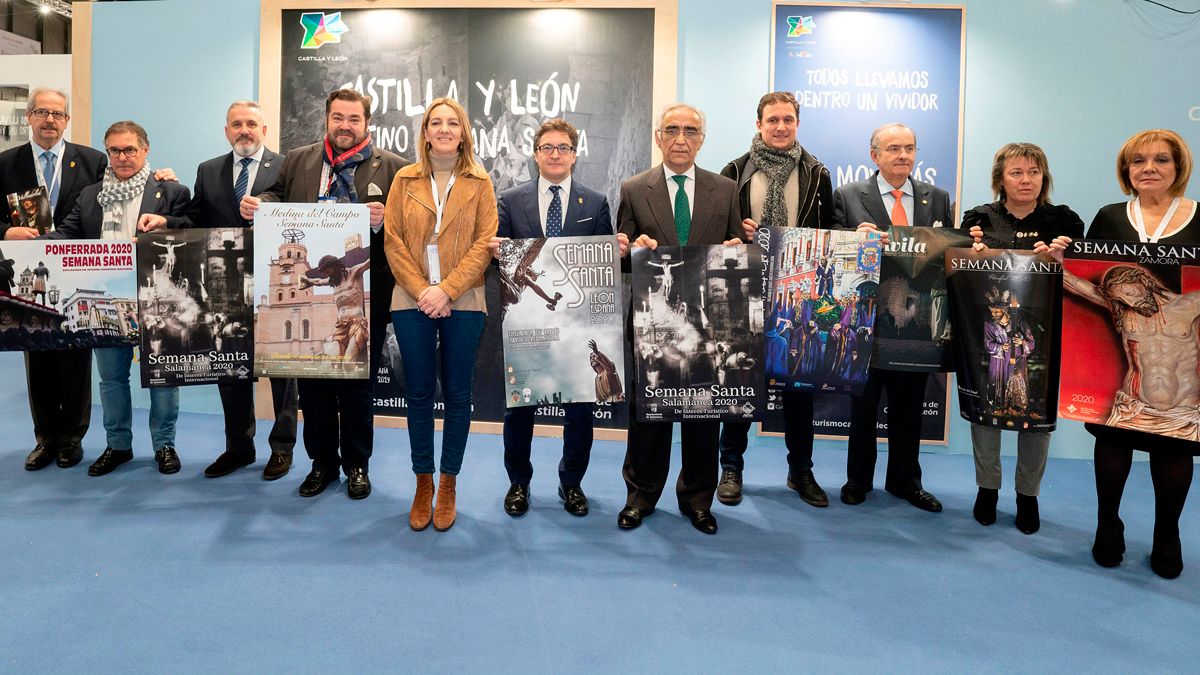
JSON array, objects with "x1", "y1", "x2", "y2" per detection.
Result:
[{"x1": 252, "y1": 202, "x2": 371, "y2": 379}]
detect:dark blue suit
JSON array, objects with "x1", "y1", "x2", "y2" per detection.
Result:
[{"x1": 496, "y1": 178, "x2": 612, "y2": 488}]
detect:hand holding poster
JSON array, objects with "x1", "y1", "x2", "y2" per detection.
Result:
[
  {"x1": 1059, "y1": 239, "x2": 1200, "y2": 440},
  {"x1": 137, "y1": 228, "x2": 253, "y2": 387},
  {"x1": 253, "y1": 202, "x2": 370, "y2": 379},
  {"x1": 7, "y1": 187, "x2": 51, "y2": 234},
  {"x1": 498, "y1": 235, "x2": 625, "y2": 407},
  {"x1": 946, "y1": 248, "x2": 1062, "y2": 431},
  {"x1": 0, "y1": 239, "x2": 137, "y2": 350},
  {"x1": 631, "y1": 244, "x2": 764, "y2": 422},
  {"x1": 759, "y1": 226, "x2": 881, "y2": 395},
  {"x1": 874, "y1": 226, "x2": 972, "y2": 372}
]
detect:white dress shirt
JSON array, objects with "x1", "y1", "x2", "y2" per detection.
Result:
[
  {"x1": 536, "y1": 174, "x2": 572, "y2": 236},
  {"x1": 29, "y1": 137, "x2": 66, "y2": 215},
  {"x1": 663, "y1": 164, "x2": 696, "y2": 221},
  {"x1": 232, "y1": 145, "x2": 267, "y2": 193},
  {"x1": 877, "y1": 173, "x2": 914, "y2": 226}
]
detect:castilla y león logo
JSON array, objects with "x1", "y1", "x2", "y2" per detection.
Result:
[
  {"x1": 300, "y1": 12, "x2": 349, "y2": 49},
  {"x1": 786, "y1": 15, "x2": 816, "y2": 37}
]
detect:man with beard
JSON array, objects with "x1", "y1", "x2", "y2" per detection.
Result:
[
  {"x1": 187, "y1": 100, "x2": 297, "y2": 481},
  {"x1": 717, "y1": 91, "x2": 835, "y2": 509},
  {"x1": 1064, "y1": 264, "x2": 1200, "y2": 437},
  {"x1": 241, "y1": 88, "x2": 405, "y2": 500}
]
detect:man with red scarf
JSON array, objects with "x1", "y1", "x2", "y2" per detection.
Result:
[{"x1": 241, "y1": 88, "x2": 405, "y2": 500}]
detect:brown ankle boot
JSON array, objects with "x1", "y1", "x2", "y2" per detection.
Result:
[
  {"x1": 433, "y1": 473, "x2": 457, "y2": 531},
  {"x1": 410, "y1": 474, "x2": 434, "y2": 531}
]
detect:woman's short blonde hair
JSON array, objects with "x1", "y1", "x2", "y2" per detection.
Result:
[{"x1": 1117, "y1": 129, "x2": 1192, "y2": 197}]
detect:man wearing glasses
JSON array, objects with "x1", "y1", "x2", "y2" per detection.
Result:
[
  {"x1": 489, "y1": 118, "x2": 614, "y2": 518},
  {"x1": 832, "y1": 122, "x2": 954, "y2": 512},
  {"x1": 0, "y1": 88, "x2": 106, "y2": 472},
  {"x1": 45, "y1": 120, "x2": 190, "y2": 476},
  {"x1": 615, "y1": 103, "x2": 743, "y2": 535}
]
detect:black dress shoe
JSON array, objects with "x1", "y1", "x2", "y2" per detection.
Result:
[
  {"x1": 56, "y1": 443, "x2": 83, "y2": 469},
  {"x1": 682, "y1": 508, "x2": 718, "y2": 534},
  {"x1": 504, "y1": 483, "x2": 530, "y2": 516},
  {"x1": 896, "y1": 488, "x2": 942, "y2": 513},
  {"x1": 617, "y1": 505, "x2": 653, "y2": 530},
  {"x1": 1092, "y1": 518, "x2": 1126, "y2": 568},
  {"x1": 88, "y1": 448, "x2": 133, "y2": 476},
  {"x1": 25, "y1": 444, "x2": 56, "y2": 471},
  {"x1": 204, "y1": 450, "x2": 255, "y2": 478},
  {"x1": 1151, "y1": 536, "x2": 1184, "y2": 579},
  {"x1": 716, "y1": 469, "x2": 742, "y2": 505},
  {"x1": 154, "y1": 446, "x2": 181, "y2": 475},
  {"x1": 974, "y1": 487, "x2": 999, "y2": 526},
  {"x1": 347, "y1": 467, "x2": 371, "y2": 500},
  {"x1": 787, "y1": 470, "x2": 829, "y2": 507},
  {"x1": 1015, "y1": 493, "x2": 1040, "y2": 534},
  {"x1": 559, "y1": 484, "x2": 589, "y2": 516},
  {"x1": 262, "y1": 452, "x2": 292, "y2": 481},
  {"x1": 298, "y1": 467, "x2": 338, "y2": 497},
  {"x1": 840, "y1": 483, "x2": 867, "y2": 505}
]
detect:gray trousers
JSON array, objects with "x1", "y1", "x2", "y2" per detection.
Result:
[{"x1": 970, "y1": 423, "x2": 1050, "y2": 496}]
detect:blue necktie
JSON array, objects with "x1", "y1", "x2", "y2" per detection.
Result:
[
  {"x1": 41, "y1": 151, "x2": 58, "y2": 210},
  {"x1": 546, "y1": 184, "x2": 563, "y2": 238},
  {"x1": 234, "y1": 156, "x2": 253, "y2": 202}
]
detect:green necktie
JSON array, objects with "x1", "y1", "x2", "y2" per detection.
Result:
[{"x1": 672, "y1": 174, "x2": 691, "y2": 245}]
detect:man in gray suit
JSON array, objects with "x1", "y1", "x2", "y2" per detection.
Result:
[
  {"x1": 616, "y1": 102, "x2": 744, "y2": 535},
  {"x1": 187, "y1": 100, "x2": 298, "y2": 481},
  {"x1": 241, "y1": 88, "x2": 405, "y2": 500},
  {"x1": 832, "y1": 122, "x2": 954, "y2": 513}
]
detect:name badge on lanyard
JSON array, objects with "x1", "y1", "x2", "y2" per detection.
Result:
[{"x1": 427, "y1": 174, "x2": 455, "y2": 284}]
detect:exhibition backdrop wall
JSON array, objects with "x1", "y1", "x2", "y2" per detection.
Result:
[{"x1": 71, "y1": 0, "x2": 1200, "y2": 457}]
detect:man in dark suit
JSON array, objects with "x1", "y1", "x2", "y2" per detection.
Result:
[
  {"x1": 490, "y1": 118, "x2": 613, "y2": 518},
  {"x1": 0, "y1": 88, "x2": 106, "y2": 471},
  {"x1": 616, "y1": 103, "x2": 744, "y2": 535},
  {"x1": 240, "y1": 88, "x2": 405, "y2": 500},
  {"x1": 186, "y1": 100, "x2": 298, "y2": 481},
  {"x1": 46, "y1": 120, "x2": 191, "y2": 476},
  {"x1": 832, "y1": 122, "x2": 954, "y2": 512},
  {"x1": 717, "y1": 91, "x2": 836, "y2": 509}
]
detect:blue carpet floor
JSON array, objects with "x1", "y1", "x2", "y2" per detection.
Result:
[{"x1": 2, "y1": 402, "x2": 1199, "y2": 672}]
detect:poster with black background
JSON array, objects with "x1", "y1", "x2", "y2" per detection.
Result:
[
  {"x1": 631, "y1": 245, "x2": 765, "y2": 422},
  {"x1": 279, "y1": 7, "x2": 654, "y2": 212},
  {"x1": 874, "y1": 227, "x2": 971, "y2": 372},
  {"x1": 137, "y1": 228, "x2": 253, "y2": 387},
  {"x1": 7, "y1": 187, "x2": 51, "y2": 234},
  {"x1": 498, "y1": 235, "x2": 624, "y2": 408},
  {"x1": 946, "y1": 248, "x2": 1062, "y2": 432}
]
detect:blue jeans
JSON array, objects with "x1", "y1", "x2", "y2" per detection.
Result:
[
  {"x1": 391, "y1": 309, "x2": 484, "y2": 476},
  {"x1": 94, "y1": 346, "x2": 179, "y2": 451}
]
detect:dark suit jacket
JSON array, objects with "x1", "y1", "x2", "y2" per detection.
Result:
[
  {"x1": 0, "y1": 141, "x2": 107, "y2": 237},
  {"x1": 616, "y1": 164, "x2": 742, "y2": 247},
  {"x1": 831, "y1": 171, "x2": 954, "y2": 231},
  {"x1": 256, "y1": 141, "x2": 407, "y2": 331},
  {"x1": 45, "y1": 177, "x2": 191, "y2": 240},
  {"x1": 186, "y1": 148, "x2": 283, "y2": 229},
  {"x1": 497, "y1": 178, "x2": 612, "y2": 239}
]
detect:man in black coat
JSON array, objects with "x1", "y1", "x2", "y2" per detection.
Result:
[
  {"x1": 0, "y1": 88, "x2": 105, "y2": 471},
  {"x1": 186, "y1": 100, "x2": 298, "y2": 481},
  {"x1": 831, "y1": 122, "x2": 954, "y2": 513}
]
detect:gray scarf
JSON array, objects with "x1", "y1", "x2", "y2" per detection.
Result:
[
  {"x1": 97, "y1": 165, "x2": 149, "y2": 239},
  {"x1": 749, "y1": 135, "x2": 803, "y2": 228}
]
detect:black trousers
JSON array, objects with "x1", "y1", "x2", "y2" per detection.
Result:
[
  {"x1": 719, "y1": 390, "x2": 815, "y2": 473},
  {"x1": 26, "y1": 349, "x2": 91, "y2": 448},
  {"x1": 297, "y1": 378, "x2": 373, "y2": 474},
  {"x1": 503, "y1": 402, "x2": 594, "y2": 487},
  {"x1": 622, "y1": 418, "x2": 720, "y2": 512},
  {"x1": 846, "y1": 367, "x2": 928, "y2": 495},
  {"x1": 216, "y1": 378, "x2": 299, "y2": 455}
]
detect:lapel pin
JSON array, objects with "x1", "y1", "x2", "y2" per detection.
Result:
[
  {"x1": 578, "y1": 197, "x2": 583, "y2": 204},
  {"x1": 264, "y1": 161, "x2": 272, "y2": 168},
  {"x1": 155, "y1": 191, "x2": 162, "y2": 199},
  {"x1": 373, "y1": 161, "x2": 380, "y2": 168},
  {"x1": 69, "y1": 161, "x2": 76, "y2": 168},
  {"x1": 921, "y1": 199, "x2": 928, "y2": 204}
]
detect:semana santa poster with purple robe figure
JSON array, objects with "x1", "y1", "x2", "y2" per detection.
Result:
[{"x1": 945, "y1": 247, "x2": 1062, "y2": 431}]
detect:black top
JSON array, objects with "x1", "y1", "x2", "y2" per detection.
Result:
[
  {"x1": 1083, "y1": 200, "x2": 1200, "y2": 453},
  {"x1": 961, "y1": 201, "x2": 1085, "y2": 250}
]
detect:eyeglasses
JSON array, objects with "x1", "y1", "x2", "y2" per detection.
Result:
[
  {"x1": 658, "y1": 125, "x2": 703, "y2": 139},
  {"x1": 874, "y1": 144, "x2": 917, "y2": 155},
  {"x1": 30, "y1": 109, "x2": 69, "y2": 121},
  {"x1": 536, "y1": 144, "x2": 575, "y2": 156},
  {"x1": 106, "y1": 146, "x2": 141, "y2": 159}
]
